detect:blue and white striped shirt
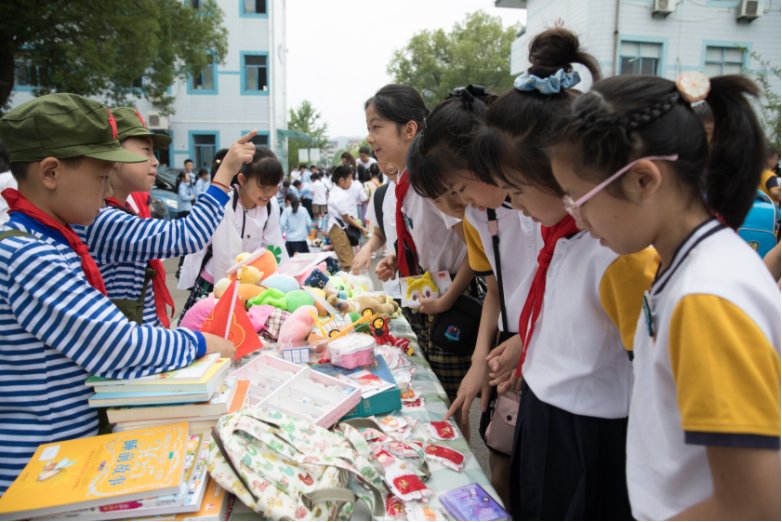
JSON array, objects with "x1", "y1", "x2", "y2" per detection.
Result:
[
  {"x1": 75, "y1": 186, "x2": 230, "y2": 326},
  {"x1": 0, "y1": 214, "x2": 206, "y2": 493}
]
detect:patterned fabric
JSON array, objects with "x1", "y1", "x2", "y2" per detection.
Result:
[
  {"x1": 259, "y1": 307, "x2": 291, "y2": 341},
  {"x1": 180, "y1": 276, "x2": 214, "y2": 320}
]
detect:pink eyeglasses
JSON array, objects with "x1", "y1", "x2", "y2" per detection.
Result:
[{"x1": 562, "y1": 154, "x2": 678, "y2": 222}]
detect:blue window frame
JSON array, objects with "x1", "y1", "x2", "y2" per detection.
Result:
[
  {"x1": 189, "y1": 131, "x2": 220, "y2": 172},
  {"x1": 240, "y1": 0, "x2": 267, "y2": 17},
  {"x1": 703, "y1": 44, "x2": 748, "y2": 76},
  {"x1": 241, "y1": 52, "x2": 269, "y2": 95},
  {"x1": 188, "y1": 53, "x2": 218, "y2": 95}
]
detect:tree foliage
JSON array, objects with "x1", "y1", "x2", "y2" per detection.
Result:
[
  {"x1": 287, "y1": 100, "x2": 329, "y2": 171},
  {"x1": 388, "y1": 11, "x2": 520, "y2": 108},
  {"x1": 0, "y1": 0, "x2": 228, "y2": 114},
  {"x1": 748, "y1": 51, "x2": 781, "y2": 152}
]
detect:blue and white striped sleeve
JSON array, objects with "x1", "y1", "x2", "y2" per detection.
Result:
[
  {"x1": 81, "y1": 185, "x2": 229, "y2": 263},
  {"x1": 6, "y1": 241, "x2": 206, "y2": 379}
]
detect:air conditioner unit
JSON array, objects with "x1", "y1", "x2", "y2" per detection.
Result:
[
  {"x1": 652, "y1": 0, "x2": 675, "y2": 16},
  {"x1": 737, "y1": 0, "x2": 762, "y2": 21},
  {"x1": 147, "y1": 112, "x2": 169, "y2": 129}
]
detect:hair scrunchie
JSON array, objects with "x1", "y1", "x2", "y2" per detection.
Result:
[{"x1": 514, "y1": 68, "x2": 581, "y2": 95}]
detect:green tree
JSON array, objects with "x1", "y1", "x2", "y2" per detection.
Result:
[
  {"x1": 0, "y1": 0, "x2": 228, "y2": 114},
  {"x1": 388, "y1": 11, "x2": 520, "y2": 108},
  {"x1": 748, "y1": 51, "x2": 781, "y2": 152},
  {"x1": 287, "y1": 100, "x2": 329, "y2": 171}
]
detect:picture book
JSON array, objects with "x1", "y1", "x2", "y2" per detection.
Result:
[
  {"x1": 89, "y1": 354, "x2": 219, "y2": 386},
  {"x1": 88, "y1": 357, "x2": 230, "y2": 394},
  {"x1": 0, "y1": 423, "x2": 189, "y2": 520},
  {"x1": 44, "y1": 434, "x2": 209, "y2": 520},
  {"x1": 438, "y1": 482, "x2": 509, "y2": 521},
  {"x1": 89, "y1": 389, "x2": 212, "y2": 408},
  {"x1": 107, "y1": 379, "x2": 247, "y2": 424}
]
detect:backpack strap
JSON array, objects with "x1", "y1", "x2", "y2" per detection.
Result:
[
  {"x1": 486, "y1": 208, "x2": 509, "y2": 332},
  {"x1": 373, "y1": 184, "x2": 390, "y2": 238},
  {"x1": 0, "y1": 229, "x2": 32, "y2": 242}
]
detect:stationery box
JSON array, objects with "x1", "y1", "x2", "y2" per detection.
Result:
[
  {"x1": 230, "y1": 353, "x2": 361, "y2": 428},
  {"x1": 312, "y1": 354, "x2": 402, "y2": 419}
]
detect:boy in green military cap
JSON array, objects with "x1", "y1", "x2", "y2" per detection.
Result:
[
  {"x1": 0, "y1": 93, "x2": 236, "y2": 493},
  {"x1": 75, "y1": 107, "x2": 258, "y2": 326}
]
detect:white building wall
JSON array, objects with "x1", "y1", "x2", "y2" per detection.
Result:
[{"x1": 511, "y1": 0, "x2": 780, "y2": 90}]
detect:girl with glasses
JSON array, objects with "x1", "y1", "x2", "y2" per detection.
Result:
[
  {"x1": 471, "y1": 28, "x2": 658, "y2": 520},
  {"x1": 551, "y1": 72, "x2": 780, "y2": 520}
]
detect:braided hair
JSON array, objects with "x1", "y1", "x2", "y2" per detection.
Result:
[{"x1": 556, "y1": 74, "x2": 764, "y2": 228}]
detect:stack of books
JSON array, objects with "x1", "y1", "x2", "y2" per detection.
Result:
[
  {"x1": 87, "y1": 354, "x2": 246, "y2": 434},
  {"x1": 0, "y1": 423, "x2": 214, "y2": 520}
]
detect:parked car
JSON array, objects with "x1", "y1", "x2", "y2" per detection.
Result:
[{"x1": 151, "y1": 166, "x2": 180, "y2": 219}]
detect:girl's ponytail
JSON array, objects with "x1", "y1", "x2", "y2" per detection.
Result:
[
  {"x1": 703, "y1": 75, "x2": 765, "y2": 229},
  {"x1": 286, "y1": 194, "x2": 300, "y2": 214}
]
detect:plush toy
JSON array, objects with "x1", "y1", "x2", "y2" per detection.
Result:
[
  {"x1": 369, "y1": 316, "x2": 412, "y2": 355},
  {"x1": 230, "y1": 249, "x2": 278, "y2": 282},
  {"x1": 213, "y1": 277, "x2": 265, "y2": 304},
  {"x1": 262, "y1": 273, "x2": 300, "y2": 294},
  {"x1": 248, "y1": 288, "x2": 287, "y2": 310},
  {"x1": 237, "y1": 265, "x2": 263, "y2": 285},
  {"x1": 278, "y1": 305, "x2": 317, "y2": 343},
  {"x1": 308, "y1": 287, "x2": 329, "y2": 316},
  {"x1": 297, "y1": 262, "x2": 329, "y2": 287},
  {"x1": 179, "y1": 297, "x2": 217, "y2": 331},
  {"x1": 325, "y1": 275, "x2": 353, "y2": 300},
  {"x1": 285, "y1": 289, "x2": 315, "y2": 313},
  {"x1": 213, "y1": 278, "x2": 232, "y2": 298},
  {"x1": 328, "y1": 293, "x2": 400, "y2": 317}
]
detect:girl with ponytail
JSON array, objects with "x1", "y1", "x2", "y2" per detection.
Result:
[
  {"x1": 550, "y1": 72, "x2": 780, "y2": 519},
  {"x1": 472, "y1": 28, "x2": 658, "y2": 519}
]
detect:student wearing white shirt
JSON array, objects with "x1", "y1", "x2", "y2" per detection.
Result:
[
  {"x1": 327, "y1": 165, "x2": 366, "y2": 269},
  {"x1": 179, "y1": 147, "x2": 288, "y2": 314}
]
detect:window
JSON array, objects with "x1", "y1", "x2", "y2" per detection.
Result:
[
  {"x1": 15, "y1": 57, "x2": 39, "y2": 87},
  {"x1": 243, "y1": 54, "x2": 268, "y2": 94},
  {"x1": 190, "y1": 54, "x2": 216, "y2": 93},
  {"x1": 191, "y1": 133, "x2": 218, "y2": 171},
  {"x1": 243, "y1": 131, "x2": 269, "y2": 146},
  {"x1": 620, "y1": 41, "x2": 662, "y2": 76},
  {"x1": 190, "y1": 0, "x2": 201, "y2": 8},
  {"x1": 704, "y1": 46, "x2": 745, "y2": 76},
  {"x1": 242, "y1": 0, "x2": 267, "y2": 14}
]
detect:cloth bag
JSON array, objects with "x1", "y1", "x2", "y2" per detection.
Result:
[{"x1": 207, "y1": 406, "x2": 386, "y2": 520}]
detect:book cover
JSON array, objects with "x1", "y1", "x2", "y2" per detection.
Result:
[
  {"x1": 45, "y1": 434, "x2": 209, "y2": 521},
  {"x1": 107, "y1": 379, "x2": 246, "y2": 424},
  {"x1": 0, "y1": 423, "x2": 189, "y2": 520},
  {"x1": 89, "y1": 358, "x2": 230, "y2": 394},
  {"x1": 438, "y1": 482, "x2": 509, "y2": 521},
  {"x1": 89, "y1": 389, "x2": 212, "y2": 408},
  {"x1": 172, "y1": 478, "x2": 233, "y2": 521},
  {"x1": 89, "y1": 354, "x2": 220, "y2": 387}
]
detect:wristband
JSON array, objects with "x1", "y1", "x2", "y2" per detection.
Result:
[{"x1": 211, "y1": 180, "x2": 230, "y2": 192}]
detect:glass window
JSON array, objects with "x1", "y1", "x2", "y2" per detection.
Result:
[
  {"x1": 193, "y1": 134, "x2": 217, "y2": 171},
  {"x1": 620, "y1": 41, "x2": 662, "y2": 76},
  {"x1": 191, "y1": 54, "x2": 215, "y2": 91},
  {"x1": 15, "y1": 57, "x2": 39, "y2": 87},
  {"x1": 243, "y1": 0, "x2": 267, "y2": 14},
  {"x1": 250, "y1": 134, "x2": 269, "y2": 146},
  {"x1": 244, "y1": 54, "x2": 268, "y2": 92},
  {"x1": 704, "y1": 45, "x2": 745, "y2": 76}
]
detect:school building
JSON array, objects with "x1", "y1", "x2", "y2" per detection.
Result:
[
  {"x1": 496, "y1": 0, "x2": 780, "y2": 92},
  {"x1": 10, "y1": 0, "x2": 289, "y2": 172}
]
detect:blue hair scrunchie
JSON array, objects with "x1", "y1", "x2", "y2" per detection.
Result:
[{"x1": 514, "y1": 68, "x2": 581, "y2": 95}]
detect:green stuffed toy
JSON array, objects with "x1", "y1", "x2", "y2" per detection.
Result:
[{"x1": 248, "y1": 288, "x2": 287, "y2": 310}]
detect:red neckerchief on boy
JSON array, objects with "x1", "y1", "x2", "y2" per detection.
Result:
[
  {"x1": 3, "y1": 188, "x2": 108, "y2": 296},
  {"x1": 516, "y1": 214, "x2": 580, "y2": 377},
  {"x1": 105, "y1": 196, "x2": 175, "y2": 327},
  {"x1": 394, "y1": 169, "x2": 420, "y2": 277}
]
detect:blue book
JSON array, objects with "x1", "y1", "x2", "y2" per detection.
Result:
[{"x1": 88, "y1": 389, "x2": 211, "y2": 408}]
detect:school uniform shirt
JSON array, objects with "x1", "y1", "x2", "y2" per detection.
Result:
[
  {"x1": 0, "y1": 215, "x2": 205, "y2": 493},
  {"x1": 194, "y1": 178, "x2": 210, "y2": 197},
  {"x1": 177, "y1": 182, "x2": 195, "y2": 213},
  {"x1": 280, "y1": 206, "x2": 312, "y2": 242},
  {"x1": 402, "y1": 188, "x2": 466, "y2": 275},
  {"x1": 327, "y1": 185, "x2": 356, "y2": 231},
  {"x1": 365, "y1": 180, "x2": 401, "y2": 299},
  {"x1": 74, "y1": 185, "x2": 229, "y2": 326},
  {"x1": 521, "y1": 231, "x2": 658, "y2": 419},
  {"x1": 350, "y1": 179, "x2": 369, "y2": 211},
  {"x1": 626, "y1": 219, "x2": 781, "y2": 520},
  {"x1": 463, "y1": 203, "x2": 541, "y2": 332},
  {"x1": 312, "y1": 179, "x2": 328, "y2": 205},
  {"x1": 300, "y1": 181, "x2": 314, "y2": 200}
]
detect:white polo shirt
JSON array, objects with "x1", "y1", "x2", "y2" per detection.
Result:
[
  {"x1": 366, "y1": 182, "x2": 401, "y2": 299},
  {"x1": 626, "y1": 220, "x2": 781, "y2": 520},
  {"x1": 327, "y1": 185, "x2": 355, "y2": 231},
  {"x1": 522, "y1": 231, "x2": 658, "y2": 419},
  {"x1": 463, "y1": 203, "x2": 541, "y2": 332}
]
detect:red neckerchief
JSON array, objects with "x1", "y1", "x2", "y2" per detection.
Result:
[
  {"x1": 394, "y1": 169, "x2": 420, "y2": 277},
  {"x1": 3, "y1": 188, "x2": 107, "y2": 295},
  {"x1": 516, "y1": 215, "x2": 580, "y2": 377},
  {"x1": 106, "y1": 196, "x2": 175, "y2": 327}
]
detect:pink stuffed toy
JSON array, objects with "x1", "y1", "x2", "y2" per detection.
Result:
[
  {"x1": 179, "y1": 297, "x2": 216, "y2": 331},
  {"x1": 278, "y1": 305, "x2": 317, "y2": 343}
]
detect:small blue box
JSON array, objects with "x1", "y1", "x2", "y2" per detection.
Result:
[{"x1": 439, "y1": 483, "x2": 509, "y2": 521}]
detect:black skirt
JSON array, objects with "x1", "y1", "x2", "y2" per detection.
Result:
[{"x1": 509, "y1": 383, "x2": 633, "y2": 521}]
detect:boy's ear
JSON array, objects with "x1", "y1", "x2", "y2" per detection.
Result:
[
  {"x1": 623, "y1": 159, "x2": 663, "y2": 203},
  {"x1": 37, "y1": 157, "x2": 61, "y2": 191}
]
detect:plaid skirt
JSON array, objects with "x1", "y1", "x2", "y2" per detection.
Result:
[{"x1": 178, "y1": 275, "x2": 214, "y2": 322}]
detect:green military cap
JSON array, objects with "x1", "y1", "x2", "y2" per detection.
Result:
[
  {"x1": 112, "y1": 107, "x2": 171, "y2": 149},
  {"x1": 0, "y1": 93, "x2": 145, "y2": 163}
]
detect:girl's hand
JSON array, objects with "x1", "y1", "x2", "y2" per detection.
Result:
[
  {"x1": 418, "y1": 295, "x2": 450, "y2": 315},
  {"x1": 202, "y1": 332, "x2": 237, "y2": 360},
  {"x1": 444, "y1": 362, "x2": 491, "y2": 425},
  {"x1": 214, "y1": 131, "x2": 258, "y2": 187},
  {"x1": 486, "y1": 334, "x2": 522, "y2": 386},
  {"x1": 375, "y1": 254, "x2": 397, "y2": 282},
  {"x1": 351, "y1": 246, "x2": 372, "y2": 274}
]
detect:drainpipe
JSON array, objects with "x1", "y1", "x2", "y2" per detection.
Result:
[{"x1": 611, "y1": 0, "x2": 621, "y2": 75}]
